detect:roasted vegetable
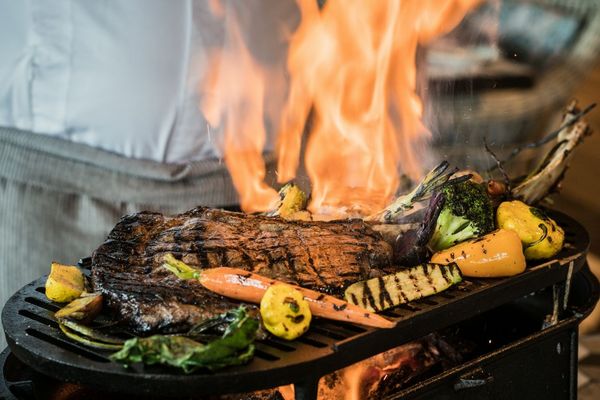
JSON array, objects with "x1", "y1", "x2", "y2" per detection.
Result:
[
  {"x1": 162, "y1": 255, "x2": 395, "y2": 329},
  {"x1": 162, "y1": 254, "x2": 200, "y2": 279},
  {"x1": 431, "y1": 229, "x2": 526, "y2": 277},
  {"x1": 486, "y1": 179, "x2": 508, "y2": 198},
  {"x1": 453, "y1": 169, "x2": 484, "y2": 184},
  {"x1": 58, "y1": 318, "x2": 124, "y2": 349},
  {"x1": 45, "y1": 263, "x2": 85, "y2": 302},
  {"x1": 367, "y1": 161, "x2": 459, "y2": 223},
  {"x1": 393, "y1": 192, "x2": 445, "y2": 266},
  {"x1": 199, "y1": 268, "x2": 395, "y2": 328},
  {"x1": 267, "y1": 183, "x2": 308, "y2": 219},
  {"x1": 344, "y1": 264, "x2": 462, "y2": 313},
  {"x1": 511, "y1": 101, "x2": 593, "y2": 204},
  {"x1": 428, "y1": 180, "x2": 494, "y2": 251},
  {"x1": 111, "y1": 307, "x2": 258, "y2": 373},
  {"x1": 260, "y1": 283, "x2": 311, "y2": 340},
  {"x1": 496, "y1": 200, "x2": 564, "y2": 260},
  {"x1": 55, "y1": 293, "x2": 103, "y2": 323},
  {"x1": 59, "y1": 323, "x2": 123, "y2": 350}
]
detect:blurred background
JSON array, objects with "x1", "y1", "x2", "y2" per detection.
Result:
[
  {"x1": 422, "y1": 1, "x2": 600, "y2": 396},
  {"x1": 423, "y1": 0, "x2": 600, "y2": 281},
  {"x1": 422, "y1": 0, "x2": 600, "y2": 299}
]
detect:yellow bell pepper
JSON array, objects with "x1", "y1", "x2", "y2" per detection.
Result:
[
  {"x1": 431, "y1": 229, "x2": 526, "y2": 278},
  {"x1": 496, "y1": 200, "x2": 564, "y2": 260},
  {"x1": 260, "y1": 283, "x2": 311, "y2": 340}
]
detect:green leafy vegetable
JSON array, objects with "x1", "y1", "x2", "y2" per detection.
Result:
[{"x1": 110, "y1": 307, "x2": 258, "y2": 373}]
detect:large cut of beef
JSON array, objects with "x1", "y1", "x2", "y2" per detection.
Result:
[{"x1": 91, "y1": 207, "x2": 396, "y2": 333}]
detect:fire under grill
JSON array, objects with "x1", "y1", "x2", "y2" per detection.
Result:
[{"x1": 1, "y1": 211, "x2": 597, "y2": 400}]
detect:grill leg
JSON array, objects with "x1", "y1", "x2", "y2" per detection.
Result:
[{"x1": 294, "y1": 377, "x2": 319, "y2": 400}]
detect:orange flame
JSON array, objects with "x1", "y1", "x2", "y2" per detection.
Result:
[
  {"x1": 201, "y1": 0, "x2": 478, "y2": 215},
  {"x1": 199, "y1": 8, "x2": 279, "y2": 212}
]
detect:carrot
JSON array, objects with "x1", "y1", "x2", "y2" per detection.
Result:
[{"x1": 198, "y1": 267, "x2": 395, "y2": 329}]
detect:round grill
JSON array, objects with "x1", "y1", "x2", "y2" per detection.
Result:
[{"x1": 1, "y1": 211, "x2": 590, "y2": 399}]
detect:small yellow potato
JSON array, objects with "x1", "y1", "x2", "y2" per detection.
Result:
[
  {"x1": 260, "y1": 283, "x2": 311, "y2": 340},
  {"x1": 274, "y1": 183, "x2": 308, "y2": 218},
  {"x1": 496, "y1": 200, "x2": 564, "y2": 260},
  {"x1": 45, "y1": 263, "x2": 85, "y2": 302}
]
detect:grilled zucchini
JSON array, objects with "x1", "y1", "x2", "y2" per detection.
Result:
[{"x1": 344, "y1": 264, "x2": 462, "y2": 312}]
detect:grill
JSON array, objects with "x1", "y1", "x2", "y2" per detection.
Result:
[{"x1": 1, "y1": 211, "x2": 597, "y2": 400}]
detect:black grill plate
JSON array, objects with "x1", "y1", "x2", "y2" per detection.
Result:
[{"x1": 1, "y1": 211, "x2": 589, "y2": 398}]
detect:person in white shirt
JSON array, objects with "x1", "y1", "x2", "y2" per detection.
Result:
[{"x1": 0, "y1": 0, "x2": 298, "y2": 348}]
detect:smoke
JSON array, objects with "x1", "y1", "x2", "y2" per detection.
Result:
[{"x1": 420, "y1": 0, "x2": 502, "y2": 175}]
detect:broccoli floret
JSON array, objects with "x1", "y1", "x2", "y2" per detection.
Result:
[{"x1": 428, "y1": 180, "x2": 494, "y2": 251}]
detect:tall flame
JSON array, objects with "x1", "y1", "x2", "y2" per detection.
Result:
[
  {"x1": 199, "y1": 6, "x2": 279, "y2": 212},
  {"x1": 201, "y1": 0, "x2": 479, "y2": 214}
]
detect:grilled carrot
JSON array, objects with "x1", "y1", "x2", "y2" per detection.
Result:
[
  {"x1": 199, "y1": 267, "x2": 395, "y2": 329},
  {"x1": 161, "y1": 255, "x2": 394, "y2": 329}
]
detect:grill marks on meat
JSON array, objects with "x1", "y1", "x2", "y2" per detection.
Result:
[
  {"x1": 143, "y1": 210, "x2": 393, "y2": 291},
  {"x1": 91, "y1": 207, "x2": 394, "y2": 333}
]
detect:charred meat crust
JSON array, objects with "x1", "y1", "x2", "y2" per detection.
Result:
[{"x1": 91, "y1": 207, "x2": 394, "y2": 334}]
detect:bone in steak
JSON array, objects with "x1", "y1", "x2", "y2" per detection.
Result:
[{"x1": 91, "y1": 207, "x2": 395, "y2": 333}]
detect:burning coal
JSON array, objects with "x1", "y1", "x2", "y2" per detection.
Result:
[{"x1": 200, "y1": 0, "x2": 479, "y2": 215}]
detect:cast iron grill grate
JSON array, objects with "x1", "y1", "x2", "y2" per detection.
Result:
[{"x1": 1, "y1": 211, "x2": 589, "y2": 399}]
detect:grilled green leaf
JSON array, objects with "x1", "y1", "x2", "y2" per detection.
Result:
[
  {"x1": 58, "y1": 318, "x2": 125, "y2": 345},
  {"x1": 58, "y1": 323, "x2": 123, "y2": 350},
  {"x1": 110, "y1": 307, "x2": 258, "y2": 373}
]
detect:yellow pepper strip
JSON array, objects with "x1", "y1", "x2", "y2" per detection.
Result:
[{"x1": 431, "y1": 229, "x2": 526, "y2": 278}]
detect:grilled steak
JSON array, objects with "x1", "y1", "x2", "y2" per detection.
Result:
[{"x1": 91, "y1": 207, "x2": 395, "y2": 333}]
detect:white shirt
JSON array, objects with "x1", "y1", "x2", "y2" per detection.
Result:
[{"x1": 0, "y1": 0, "x2": 297, "y2": 163}]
